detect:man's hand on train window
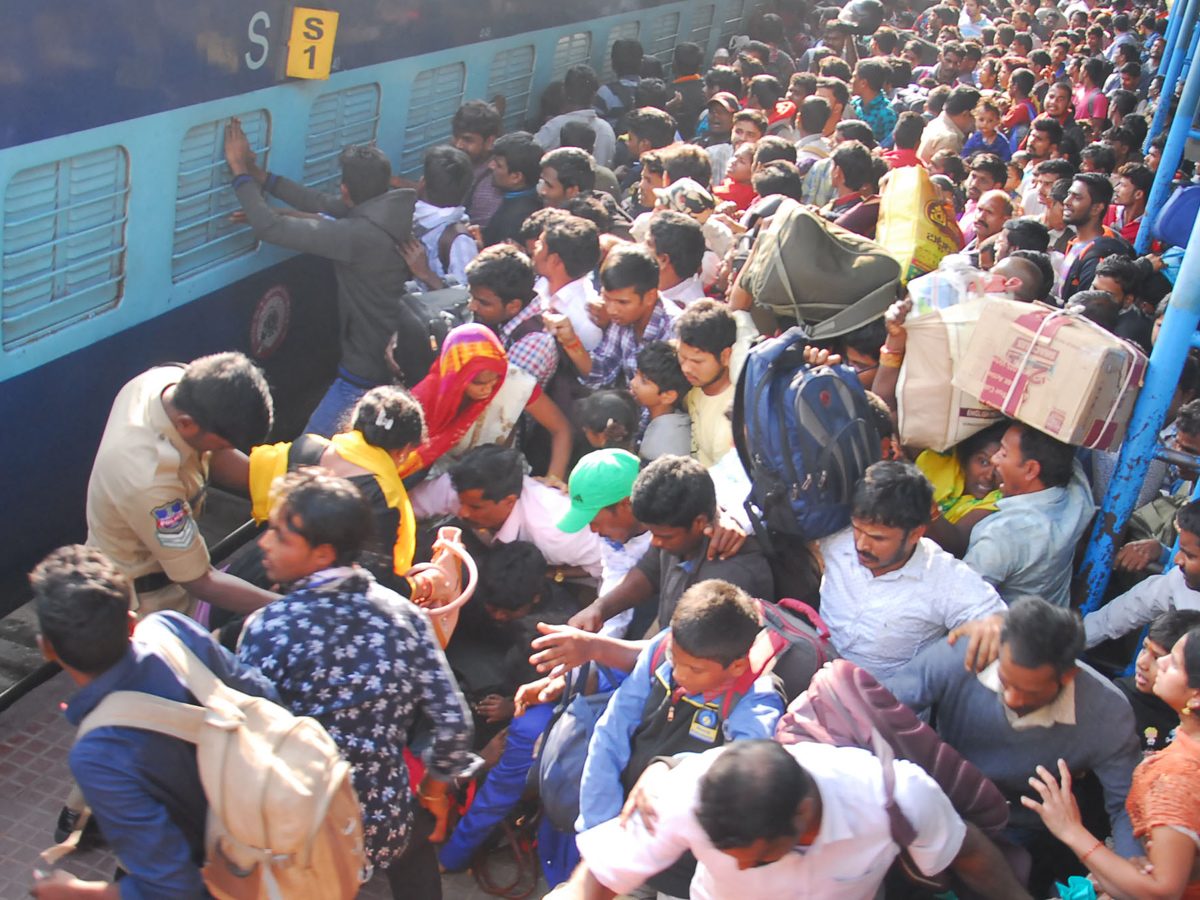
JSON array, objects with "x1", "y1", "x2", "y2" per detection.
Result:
[{"x1": 223, "y1": 118, "x2": 258, "y2": 178}]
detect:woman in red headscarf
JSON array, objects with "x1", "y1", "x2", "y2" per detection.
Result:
[{"x1": 398, "y1": 323, "x2": 572, "y2": 483}]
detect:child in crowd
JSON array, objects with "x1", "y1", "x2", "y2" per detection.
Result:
[
  {"x1": 578, "y1": 389, "x2": 640, "y2": 452},
  {"x1": 916, "y1": 420, "x2": 1008, "y2": 556},
  {"x1": 631, "y1": 341, "x2": 693, "y2": 461},
  {"x1": 712, "y1": 141, "x2": 758, "y2": 212},
  {"x1": 576, "y1": 579, "x2": 785, "y2": 848},
  {"x1": 931, "y1": 173, "x2": 964, "y2": 216},
  {"x1": 1006, "y1": 152, "x2": 1029, "y2": 197},
  {"x1": 404, "y1": 145, "x2": 480, "y2": 290},
  {"x1": 962, "y1": 98, "x2": 1012, "y2": 161},
  {"x1": 1114, "y1": 609, "x2": 1200, "y2": 753}
]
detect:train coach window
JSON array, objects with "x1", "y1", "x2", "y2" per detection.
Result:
[
  {"x1": 400, "y1": 63, "x2": 466, "y2": 179},
  {"x1": 649, "y1": 12, "x2": 682, "y2": 74},
  {"x1": 304, "y1": 84, "x2": 382, "y2": 193},
  {"x1": 601, "y1": 22, "x2": 642, "y2": 83},
  {"x1": 173, "y1": 110, "x2": 270, "y2": 282},
  {"x1": 1, "y1": 147, "x2": 129, "y2": 350},
  {"x1": 488, "y1": 46, "x2": 536, "y2": 133},
  {"x1": 689, "y1": 5, "x2": 716, "y2": 55},
  {"x1": 551, "y1": 31, "x2": 592, "y2": 83},
  {"x1": 720, "y1": 0, "x2": 749, "y2": 48}
]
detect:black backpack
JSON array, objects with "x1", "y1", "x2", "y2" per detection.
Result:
[
  {"x1": 1062, "y1": 235, "x2": 1135, "y2": 302},
  {"x1": 388, "y1": 287, "x2": 471, "y2": 387},
  {"x1": 379, "y1": 220, "x2": 473, "y2": 387}
]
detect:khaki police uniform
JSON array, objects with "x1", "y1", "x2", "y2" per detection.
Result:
[{"x1": 86, "y1": 366, "x2": 211, "y2": 616}]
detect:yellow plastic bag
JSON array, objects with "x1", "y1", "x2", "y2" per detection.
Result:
[{"x1": 875, "y1": 166, "x2": 963, "y2": 284}]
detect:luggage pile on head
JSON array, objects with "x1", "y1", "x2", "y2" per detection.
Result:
[{"x1": 737, "y1": 198, "x2": 903, "y2": 339}]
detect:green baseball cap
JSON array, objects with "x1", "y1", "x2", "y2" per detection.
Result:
[{"x1": 557, "y1": 449, "x2": 642, "y2": 534}]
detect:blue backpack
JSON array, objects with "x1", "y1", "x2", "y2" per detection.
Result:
[
  {"x1": 534, "y1": 662, "x2": 619, "y2": 832},
  {"x1": 1153, "y1": 183, "x2": 1200, "y2": 249},
  {"x1": 733, "y1": 327, "x2": 880, "y2": 546}
]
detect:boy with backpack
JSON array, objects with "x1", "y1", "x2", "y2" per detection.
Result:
[
  {"x1": 595, "y1": 38, "x2": 644, "y2": 128},
  {"x1": 401, "y1": 144, "x2": 480, "y2": 291},
  {"x1": 576, "y1": 580, "x2": 785, "y2": 846},
  {"x1": 31, "y1": 545, "x2": 283, "y2": 900},
  {"x1": 238, "y1": 470, "x2": 480, "y2": 900}
]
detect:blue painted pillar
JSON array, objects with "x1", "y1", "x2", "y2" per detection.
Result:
[
  {"x1": 1137, "y1": 21, "x2": 1200, "y2": 253},
  {"x1": 1078, "y1": 224, "x2": 1200, "y2": 612},
  {"x1": 1144, "y1": 0, "x2": 1200, "y2": 151}
]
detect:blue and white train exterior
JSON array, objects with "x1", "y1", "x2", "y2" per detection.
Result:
[{"x1": 0, "y1": 0, "x2": 749, "y2": 597}]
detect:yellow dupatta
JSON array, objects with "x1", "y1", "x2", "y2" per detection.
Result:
[{"x1": 248, "y1": 431, "x2": 416, "y2": 574}]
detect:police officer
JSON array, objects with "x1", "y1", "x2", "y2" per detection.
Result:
[{"x1": 85, "y1": 352, "x2": 279, "y2": 617}]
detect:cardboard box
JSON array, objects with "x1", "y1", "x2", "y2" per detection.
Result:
[
  {"x1": 952, "y1": 299, "x2": 1147, "y2": 450},
  {"x1": 898, "y1": 297, "x2": 1004, "y2": 452}
]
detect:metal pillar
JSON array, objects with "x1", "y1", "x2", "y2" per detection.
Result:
[
  {"x1": 1079, "y1": 228, "x2": 1200, "y2": 612},
  {"x1": 1137, "y1": 22, "x2": 1200, "y2": 252},
  {"x1": 1160, "y1": 0, "x2": 1188, "y2": 81},
  {"x1": 1145, "y1": 0, "x2": 1200, "y2": 150}
]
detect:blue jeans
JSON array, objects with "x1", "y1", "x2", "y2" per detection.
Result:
[{"x1": 304, "y1": 369, "x2": 375, "y2": 437}]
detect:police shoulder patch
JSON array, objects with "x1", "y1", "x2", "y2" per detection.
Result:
[{"x1": 151, "y1": 499, "x2": 197, "y2": 550}]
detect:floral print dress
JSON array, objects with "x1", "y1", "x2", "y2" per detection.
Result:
[{"x1": 238, "y1": 566, "x2": 478, "y2": 867}]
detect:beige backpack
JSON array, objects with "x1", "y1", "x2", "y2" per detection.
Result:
[{"x1": 77, "y1": 618, "x2": 368, "y2": 900}]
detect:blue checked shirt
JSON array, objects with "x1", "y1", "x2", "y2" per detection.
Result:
[
  {"x1": 850, "y1": 92, "x2": 898, "y2": 144},
  {"x1": 585, "y1": 300, "x2": 680, "y2": 388}
]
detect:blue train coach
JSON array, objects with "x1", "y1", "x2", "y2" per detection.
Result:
[{"x1": 0, "y1": 0, "x2": 750, "y2": 597}]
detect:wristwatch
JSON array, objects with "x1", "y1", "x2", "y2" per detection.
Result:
[{"x1": 553, "y1": 569, "x2": 565, "y2": 583}]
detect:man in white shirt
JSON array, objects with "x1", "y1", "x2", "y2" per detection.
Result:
[
  {"x1": 535, "y1": 64, "x2": 617, "y2": 169},
  {"x1": 647, "y1": 210, "x2": 709, "y2": 310},
  {"x1": 1084, "y1": 500, "x2": 1200, "y2": 647},
  {"x1": 408, "y1": 445, "x2": 603, "y2": 579},
  {"x1": 819, "y1": 461, "x2": 1008, "y2": 684},
  {"x1": 532, "y1": 215, "x2": 605, "y2": 351},
  {"x1": 559, "y1": 740, "x2": 1029, "y2": 900}
]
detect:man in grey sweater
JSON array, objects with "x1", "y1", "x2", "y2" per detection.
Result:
[
  {"x1": 224, "y1": 118, "x2": 417, "y2": 437},
  {"x1": 890, "y1": 598, "x2": 1142, "y2": 895}
]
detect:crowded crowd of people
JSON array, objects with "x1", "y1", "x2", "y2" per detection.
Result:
[{"x1": 26, "y1": 1, "x2": 1200, "y2": 898}]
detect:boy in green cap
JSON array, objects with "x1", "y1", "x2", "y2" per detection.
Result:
[
  {"x1": 535, "y1": 455, "x2": 768, "y2": 674},
  {"x1": 556, "y1": 449, "x2": 652, "y2": 639}
]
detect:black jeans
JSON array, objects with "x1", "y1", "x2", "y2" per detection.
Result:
[{"x1": 384, "y1": 808, "x2": 442, "y2": 900}]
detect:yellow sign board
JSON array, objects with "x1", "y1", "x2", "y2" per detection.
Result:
[{"x1": 286, "y1": 7, "x2": 339, "y2": 79}]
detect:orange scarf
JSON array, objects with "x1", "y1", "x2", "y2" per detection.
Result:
[{"x1": 398, "y1": 324, "x2": 508, "y2": 478}]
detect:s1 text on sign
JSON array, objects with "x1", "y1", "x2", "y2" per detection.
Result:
[{"x1": 286, "y1": 7, "x2": 339, "y2": 79}]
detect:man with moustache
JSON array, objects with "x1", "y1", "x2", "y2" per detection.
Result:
[{"x1": 816, "y1": 461, "x2": 1008, "y2": 687}]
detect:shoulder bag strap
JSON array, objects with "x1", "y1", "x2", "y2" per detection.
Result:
[
  {"x1": 288, "y1": 433, "x2": 330, "y2": 468},
  {"x1": 133, "y1": 617, "x2": 237, "y2": 709},
  {"x1": 438, "y1": 222, "x2": 473, "y2": 270},
  {"x1": 77, "y1": 690, "x2": 209, "y2": 743}
]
